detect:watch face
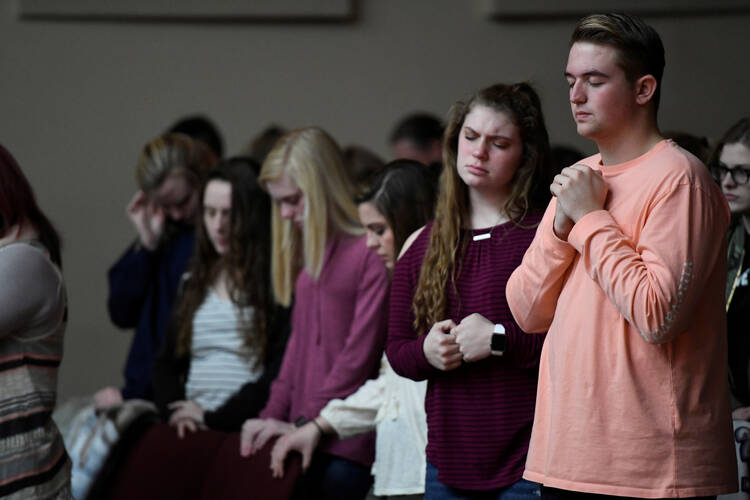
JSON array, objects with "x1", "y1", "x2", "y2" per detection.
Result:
[{"x1": 491, "y1": 333, "x2": 507, "y2": 352}]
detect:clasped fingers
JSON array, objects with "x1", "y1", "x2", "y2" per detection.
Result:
[{"x1": 550, "y1": 164, "x2": 608, "y2": 222}]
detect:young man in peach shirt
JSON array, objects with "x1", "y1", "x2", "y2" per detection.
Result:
[{"x1": 506, "y1": 13, "x2": 737, "y2": 500}]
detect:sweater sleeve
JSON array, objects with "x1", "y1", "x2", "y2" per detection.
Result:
[
  {"x1": 0, "y1": 245, "x2": 63, "y2": 337},
  {"x1": 107, "y1": 241, "x2": 159, "y2": 329},
  {"x1": 386, "y1": 231, "x2": 438, "y2": 381},
  {"x1": 506, "y1": 199, "x2": 578, "y2": 333},
  {"x1": 567, "y1": 182, "x2": 729, "y2": 344},
  {"x1": 259, "y1": 323, "x2": 299, "y2": 421},
  {"x1": 319, "y1": 355, "x2": 388, "y2": 439},
  {"x1": 204, "y1": 309, "x2": 291, "y2": 431},
  {"x1": 299, "y1": 249, "x2": 390, "y2": 420}
]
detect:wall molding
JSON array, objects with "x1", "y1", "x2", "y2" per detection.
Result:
[
  {"x1": 19, "y1": 0, "x2": 354, "y2": 22},
  {"x1": 482, "y1": 0, "x2": 750, "y2": 19}
]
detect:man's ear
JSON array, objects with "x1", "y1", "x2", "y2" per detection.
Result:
[{"x1": 634, "y1": 74, "x2": 657, "y2": 106}]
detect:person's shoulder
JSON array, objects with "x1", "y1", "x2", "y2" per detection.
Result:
[
  {"x1": 1, "y1": 242, "x2": 55, "y2": 269},
  {"x1": 398, "y1": 221, "x2": 434, "y2": 261},
  {"x1": 653, "y1": 140, "x2": 717, "y2": 189},
  {"x1": 0, "y1": 242, "x2": 61, "y2": 285},
  {"x1": 576, "y1": 152, "x2": 602, "y2": 169},
  {"x1": 645, "y1": 140, "x2": 727, "y2": 216}
]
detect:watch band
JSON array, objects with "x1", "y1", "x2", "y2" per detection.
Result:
[{"x1": 491, "y1": 323, "x2": 506, "y2": 356}]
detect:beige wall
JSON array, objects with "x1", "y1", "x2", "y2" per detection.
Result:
[{"x1": 0, "y1": 0, "x2": 747, "y2": 401}]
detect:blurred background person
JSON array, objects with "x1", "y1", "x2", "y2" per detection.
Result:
[
  {"x1": 98, "y1": 134, "x2": 215, "y2": 408},
  {"x1": 245, "y1": 124, "x2": 287, "y2": 170},
  {"x1": 711, "y1": 118, "x2": 750, "y2": 420},
  {"x1": 344, "y1": 144, "x2": 386, "y2": 199},
  {"x1": 0, "y1": 144, "x2": 71, "y2": 499},
  {"x1": 390, "y1": 112, "x2": 444, "y2": 179},
  {"x1": 168, "y1": 114, "x2": 225, "y2": 161}
]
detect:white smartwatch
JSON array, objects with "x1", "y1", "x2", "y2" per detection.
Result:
[{"x1": 490, "y1": 323, "x2": 506, "y2": 356}]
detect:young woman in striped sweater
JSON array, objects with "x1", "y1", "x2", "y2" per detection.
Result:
[
  {"x1": 386, "y1": 83, "x2": 553, "y2": 499},
  {"x1": 0, "y1": 144, "x2": 70, "y2": 499}
]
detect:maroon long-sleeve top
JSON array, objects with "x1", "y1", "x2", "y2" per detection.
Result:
[
  {"x1": 386, "y1": 217, "x2": 545, "y2": 490},
  {"x1": 260, "y1": 232, "x2": 390, "y2": 466}
]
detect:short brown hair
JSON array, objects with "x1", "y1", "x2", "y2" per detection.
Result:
[{"x1": 571, "y1": 13, "x2": 665, "y2": 112}]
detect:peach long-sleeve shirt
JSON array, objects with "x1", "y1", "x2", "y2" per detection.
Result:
[{"x1": 507, "y1": 140, "x2": 737, "y2": 498}]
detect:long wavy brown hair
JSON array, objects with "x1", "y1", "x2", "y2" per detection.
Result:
[
  {"x1": 412, "y1": 82, "x2": 553, "y2": 335},
  {"x1": 173, "y1": 158, "x2": 273, "y2": 365}
]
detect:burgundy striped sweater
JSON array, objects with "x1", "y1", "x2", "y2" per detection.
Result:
[{"x1": 386, "y1": 216, "x2": 545, "y2": 490}]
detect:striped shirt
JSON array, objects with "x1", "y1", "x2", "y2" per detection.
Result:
[
  {"x1": 185, "y1": 291, "x2": 263, "y2": 412},
  {"x1": 0, "y1": 242, "x2": 70, "y2": 499},
  {"x1": 386, "y1": 216, "x2": 544, "y2": 490}
]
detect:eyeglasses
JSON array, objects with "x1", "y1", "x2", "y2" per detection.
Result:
[{"x1": 712, "y1": 165, "x2": 750, "y2": 185}]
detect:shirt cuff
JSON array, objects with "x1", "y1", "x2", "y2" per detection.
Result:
[{"x1": 541, "y1": 218, "x2": 578, "y2": 258}]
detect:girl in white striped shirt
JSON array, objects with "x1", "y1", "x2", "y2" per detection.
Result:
[{"x1": 153, "y1": 157, "x2": 288, "y2": 435}]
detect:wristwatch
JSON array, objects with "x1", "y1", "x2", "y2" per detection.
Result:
[
  {"x1": 294, "y1": 416, "x2": 324, "y2": 435},
  {"x1": 490, "y1": 323, "x2": 506, "y2": 356}
]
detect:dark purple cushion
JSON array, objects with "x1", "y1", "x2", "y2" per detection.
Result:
[
  {"x1": 202, "y1": 433, "x2": 302, "y2": 500},
  {"x1": 105, "y1": 423, "x2": 302, "y2": 500}
]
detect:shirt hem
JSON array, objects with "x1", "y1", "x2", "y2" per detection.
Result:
[
  {"x1": 374, "y1": 485, "x2": 425, "y2": 496},
  {"x1": 522, "y1": 470, "x2": 738, "y2": 498}
]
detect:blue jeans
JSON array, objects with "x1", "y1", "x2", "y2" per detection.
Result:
[
  {"x1": 426, "y1": 461, "x2": 540, "y2": 500},
  {"x1": 296, "y1": 451, "x2": 373, "y2": 500}
]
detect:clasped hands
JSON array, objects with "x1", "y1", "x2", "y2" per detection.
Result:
[
  {"x1": 550, "y1": 164, "x2": 608, "y2": 240},
  {"x1": 422, "y1": 313, "x2": 495, "y2": 370},
  {"x1": 168, "y1": 400, "x2": 206, "y2": 438}
]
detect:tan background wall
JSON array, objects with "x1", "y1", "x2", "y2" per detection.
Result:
[{"x1": 0, "y1": 0, "x2": 747, "y2": 402}]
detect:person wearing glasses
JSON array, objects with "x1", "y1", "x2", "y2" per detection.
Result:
[{"x1": 711, "y1": 117, "x2": 750, "y2": 420}]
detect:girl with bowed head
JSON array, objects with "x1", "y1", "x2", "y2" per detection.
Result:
[
  {"x1": 101, "y1": 134, "x2": 215, "y2": 407},
  {"x1": 240, "y1": 127, "x2": 390, "y2": 499},
  {"x1": 387, "y1": 83, "x2": 553, "y2": 499},
  {"x1": 269, "y1": 160, "x2": 438, "y2": 499}
]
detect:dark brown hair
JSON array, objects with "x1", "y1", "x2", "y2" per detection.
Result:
[
  {"x1": 0, "y1": 144, "x2": 62, "y2": 267},
  {"x1": 358, "y1": 159, "x2": 437, "y2": 256},
  {"x1": 174, "y1": 158, "x2": 273, "y2": 364},
  {"x1": 708, "y1": 117, "x2": 750, "y2": 169}
]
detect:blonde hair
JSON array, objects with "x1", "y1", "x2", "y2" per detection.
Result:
[
  {"x1": 135, "y1": 133, "x2": 216, "y2": 192},
  {"x1": 259, "y1": 127, "x2": 362, "y2": 306}
]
